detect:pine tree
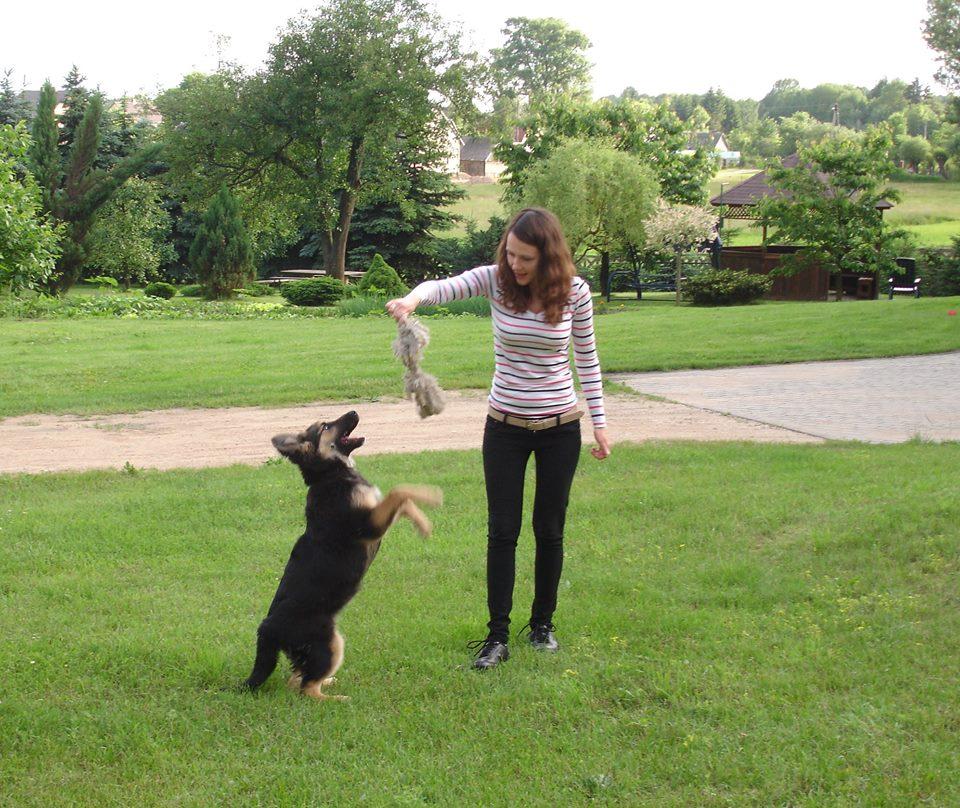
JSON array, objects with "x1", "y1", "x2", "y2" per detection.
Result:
[
  {"x1": 27, "y1": 81, "x2": 163, "y2": 293},
  {"x1": 59, "y1": 65, "x2": 91, "y2": 159},
  {"x1": 0, "y1": 69, "x2": 31, "y2": 125},
  {"x1": 28, "y1": 81, "x2": 59, "y2": 210},
  {"x1": 188, "y1": 186, "x2": 254, "y2": 299}
]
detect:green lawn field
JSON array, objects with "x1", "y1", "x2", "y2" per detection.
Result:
[
  {"x1": 1, "y1": 442, "x2": 958, "y2": 805},
  {"x1": 1, "y1": 297, "x2": 958, "y2": 417}
]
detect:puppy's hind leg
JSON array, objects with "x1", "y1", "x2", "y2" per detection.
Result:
[{"x1": 301, "y1": 628, "x2": 349, "y2": 702}]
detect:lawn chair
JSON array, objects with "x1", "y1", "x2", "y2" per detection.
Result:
[{"x1": 887, "y1": 257, "x2": 921, "y2": 299}]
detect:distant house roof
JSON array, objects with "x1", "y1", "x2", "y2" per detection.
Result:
[
  {"x1": 460, "y1": 136, "x2": 493, "y2": 162},
  {"x1": 685, "y1": 131, "x2": 726, "y2": 151},
  {"x1": 19, "y1": 89, "x2": 67, "y2": 109},
  {"x1": 711, "y1": 153, "x2": 893, "y2": 218}
]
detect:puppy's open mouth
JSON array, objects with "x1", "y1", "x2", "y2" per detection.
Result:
[{"x1": 336, "y1": 423, "x2": 365, "y2": 455}]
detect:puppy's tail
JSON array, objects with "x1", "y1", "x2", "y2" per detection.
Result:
[{"x1": 243, "y1": 627, "x2": 280, "y2": 692}]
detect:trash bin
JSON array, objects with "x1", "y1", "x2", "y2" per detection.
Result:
[{"x1": 856, "y1": 276, "x2": 874, "y2": 300}]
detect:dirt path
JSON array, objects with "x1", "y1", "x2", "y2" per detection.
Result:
[{"x1": 0, "y1": 390, "x2": 820, "y2": 475}]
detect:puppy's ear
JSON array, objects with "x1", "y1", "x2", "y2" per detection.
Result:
[{"x1": 272, "y1": 433, "x2": 306, "y2": 459}]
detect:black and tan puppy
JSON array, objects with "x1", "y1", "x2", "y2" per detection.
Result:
[{"x1": 243, "y1": 410, "x2": 441, "y2": 700}]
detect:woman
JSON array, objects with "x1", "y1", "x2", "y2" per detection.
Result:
[{"x1": 386, "y1": 207, "x2": 610, "y2": 670}]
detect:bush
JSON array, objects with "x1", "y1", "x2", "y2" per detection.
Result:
[
  {"x1": 84, "y1": 275, "x2": 119, "y2": 289},
  {"x1": 917, "y1": 238, "x2": 960, "y2": 297},
  {"x1": 143, "y1": 281, "x2": 177, "y2": 299},
  {"x1": 238, "y1": 282, "x2": 274, "y2": 297},
  {"x1": 179, "y1": 284, "x2": 205, "y2": 297},
  {"x1": 356, "y1": 254, "x2": 408, "y2": 297},
  {"x1": 280, "y1": 277, "x2": 346, "y2": 306},
  {"x1": 682, "y1": 269, "x2": 772, "y2": 306}
]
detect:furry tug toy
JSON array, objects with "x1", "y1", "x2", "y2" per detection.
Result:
[{"x1": 392, "y1": 316, "x2": 446, "y2": 418}]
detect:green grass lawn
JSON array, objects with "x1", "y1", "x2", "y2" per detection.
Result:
[
  {"x1": 442, "y1": 181, "x2": 505, "y2": 236},
  {"x1": 2, "y1": 174, "x2": 957, "y2": 419},
  {"x1": 1, "y1": 442, "x2": 957, "y2": 805},
  {"x1": 1, "y1": 297, "x2": 958, "y2": 417}
]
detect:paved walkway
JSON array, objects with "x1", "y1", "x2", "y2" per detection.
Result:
[{"x1": 613, "y1": 351, "x2": 960, "y2": 443}]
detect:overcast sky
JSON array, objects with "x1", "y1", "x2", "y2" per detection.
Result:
[{"x1": 3, "y1": 0, "x2": 947, "y2": 101}]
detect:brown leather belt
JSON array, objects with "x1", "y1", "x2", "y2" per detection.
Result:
[{"x1": 487, "y1": 406, "x2": 584, "y2": 431}]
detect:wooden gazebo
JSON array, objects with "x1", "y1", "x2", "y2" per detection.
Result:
[{"x1": 709, "y1": 155, "x2": 894, "y2": 300}]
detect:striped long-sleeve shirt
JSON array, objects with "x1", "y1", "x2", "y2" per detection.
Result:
[{"x1": 412, "y1": 265, "x2": 606, "y2": 429}]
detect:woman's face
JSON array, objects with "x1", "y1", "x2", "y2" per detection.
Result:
[{"x1": 505, "y1": 232, "x2": 540, "y2": 287}]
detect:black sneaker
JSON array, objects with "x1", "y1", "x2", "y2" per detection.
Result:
[
  {"x1": 524, "y1": 622, "x2": 559, "y2": 652},
  {"x1": 468, "y1": 638, "x2": 510, "y2": 670}
]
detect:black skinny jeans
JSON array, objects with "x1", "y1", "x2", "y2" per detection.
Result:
[{"x1": 481, "y1": 415, "x2": 582, "y2": 643}]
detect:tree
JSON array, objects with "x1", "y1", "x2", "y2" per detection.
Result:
[
  {"x1": 0, "y1": 123, "x2": 62, "y2": 293},
  {"x1": 898, "y1": 134, "x2": 934, "y2": 172},
  {"x1": 518, "y1": 139, "x2": 659, "y2": 293},
  {"x1": 58, "y1": 66, "x2": 92, "y2": 161},
  {"x1": 924, "y1": 0, "x2": 960, "y2": 90},
  {"x1": 497, "y1": 95, "x2": 714, "y2": 205},
  {"x1": 490, "y1": 17, "x2": 592, "y2": 101},
  {"x1": 758, "y1": 130, "x2": 906, "y2": 301},
  {"x1": 84, "y1": 177, "x2": 175, "y2": 289},
  {"x1": 188, "y1": 186, "x2": 254, "y2": 298},
  {"x1": 159, "y1": 0, "x2": 474, "y2": 282},
  {"x1": 0, "y1": 69, "x2": 31, "y2": 126},
  {"x1": 644, "y1": 200, "x2": 718, "y2": 304},
  {"x1": 27, "y1": 81, "x2": 163, "y2": 293}
]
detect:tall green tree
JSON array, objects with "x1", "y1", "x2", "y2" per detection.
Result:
[
  {"x1": 498, "y1": 95, "x2": 713, "y2": 205},
  {"x1": 758, "y1": 130, "x2": 907, "y2": 301},
  {"x1": 27, "y1": 81, "x2": 163, "y2": 293},
  {"x1": 188, "y1": 185, "x2": 254, "y2": 298},
  {"x1": 0, "y1": 69, "x2": 31, "y2": 125},
  {"x1": 0, "y1": 123, "x2": 62, "y2": 293},
  {"x1": 159, "y1": 0, "x2": 474, "y2": 282},
  {"x1": 490, "y1": 17, "x2": 592, "y2": 101},
  {"x1": 84, "y1": 177, "x2": 175, "y2": 289},
  {"x1": 924, "y1": 0, "x2": 960, "y2": 90},
  {"x1": 59, "y1": 65, "x2": 91, "y2": 160},
  {"x1": 518, "y1": 138, "x2": 659, "y2": 293}
]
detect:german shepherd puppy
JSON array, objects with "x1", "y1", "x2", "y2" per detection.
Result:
[{"x1": 243, "y1": 410, "x2": 442, "y2": 700}]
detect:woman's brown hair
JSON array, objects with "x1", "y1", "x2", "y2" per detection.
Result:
[{"x1": 496, "y1": 207, "x2": 576, "y2": 325}]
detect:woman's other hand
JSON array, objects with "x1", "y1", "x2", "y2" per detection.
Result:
[{"x1": 590, "y1": 427, "x2": 611, "y2": 460}]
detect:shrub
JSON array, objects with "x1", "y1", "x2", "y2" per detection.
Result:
[
  {"x1": 280, "y1": 277, "x2": 346, "y2": 306},
  {"x1": 84, "y1": 275, "x2": 119, "y2": 289},
  {"x1": 188, "y1": 186, "x2": 254, "y2": 299},
  {"x1": 356, "y1": 254, "x2": 408, "y2": 297},
  {"x1": 682, "y1": 269, "x2": 771, "y2": 306},
  {"x1": 179, "y1": 284, "x2": 205, "y2": 297},
  {"x1": 238, "y1": 282, "x2": 274, "y2": 297},
  {"x1": 144, "y1": 281, "x2": 177, "y2": 299},
  {"x1": 917, "y1": 238, "x2": 960, "y2": 297}
]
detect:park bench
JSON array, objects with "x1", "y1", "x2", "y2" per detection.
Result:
[{"x1": 887, "y1": 257, "x2": 921, "y2": 299}]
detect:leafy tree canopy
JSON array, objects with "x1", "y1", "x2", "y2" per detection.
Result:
[
  {"x1": 758, "y1": 130, "x2": 908, "y2": 297},
  {"x1": 924, "y1": 0, "x2": 960, "y2": 89},
  {"x1": 490, "y1": 17, "x2": 592, "y2": 102}
]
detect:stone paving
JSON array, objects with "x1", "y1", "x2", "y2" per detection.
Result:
[{"x1": 613, "y1": 351, "x2": 960, "y2": 443}]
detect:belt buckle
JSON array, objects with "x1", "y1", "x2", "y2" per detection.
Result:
[{"x1": 526, "y1": 416, "x2": 552, "y2": 430}]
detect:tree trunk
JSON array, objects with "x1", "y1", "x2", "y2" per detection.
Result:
[
  {"x1": 675, "y1": 249, "x2": 683, "y2": 305},
  {"x1": 599, "y1": 251, "x2": 610, "y2": 298},
  {"x1": 320, "y1": 137, "x2": 364, "y2": 283}
]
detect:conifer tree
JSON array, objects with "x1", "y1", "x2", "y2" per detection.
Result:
[
  {"x1": 27, "y1": 80, "x2": 163, "y2": 293},
  {"x1": 28, "y1": 81, "x2": 59, "y2": 210},
  {"x1": 59, "y1": 65, "x2": 91, "y2": 159},
  {"x1": 188, "y1": 186, "x2": 254, "y2": 298},
  {"x1": 0, "y1": 69, "x2": 31, "y2": 125}
]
